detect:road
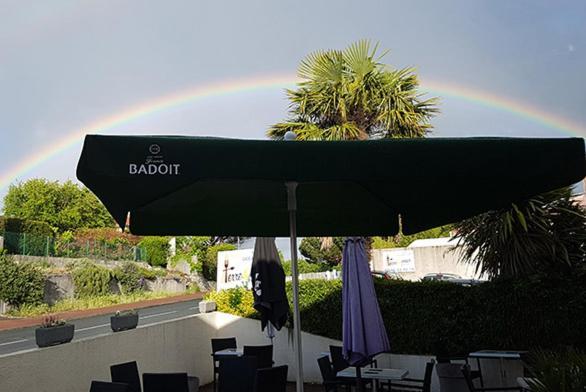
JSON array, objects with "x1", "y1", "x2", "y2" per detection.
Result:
[{"x1": 0, "y1": 298, "x2": 201, "y2": 356}]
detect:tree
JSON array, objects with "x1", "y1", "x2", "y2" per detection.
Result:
[
  {"x1": 453, "y1": 187, "x2": 586, "y2": 280},
  {"x1": 3, "y1": 179, "x2": 115, "y2": 233},
  {"x1": 267, "y1": 40, "x2": 438, "y2": 140}
]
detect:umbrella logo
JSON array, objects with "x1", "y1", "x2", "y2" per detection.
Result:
[
  {"x1": 254, "y1": 273, "x2": 262, "y2": 296},
  {"x1": 149, "y1": 144, "x2": 161, "y2": 155}
]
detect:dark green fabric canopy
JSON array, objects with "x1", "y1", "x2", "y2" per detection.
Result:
[{"x1": 77, "y1": 135, "x2": 585, "y2": 237}]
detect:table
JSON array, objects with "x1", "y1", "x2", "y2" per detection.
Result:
[
  {"x1": 214, "y1": 348, "x2": 243, "y2": 357},
  {"x1": 469, "y1": 350, "x2": 527, "y2": 387},
  {"x1": 337, "y1": 367, "x2": 408, "y2": 392}
]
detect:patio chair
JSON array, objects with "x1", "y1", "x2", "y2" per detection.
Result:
[
  {"x1": 462, "y1": 365, "x2": 521, "y2": 392},
  {"x1": 211, "y1": 337, "x2": 237, "y2": 392},
  {"x1": 330, "y1": 345, "x2": 377, "y2": 372},
  {"x1": 110, "y1": 361, "x2": 141, "y2": 392},
  {"x1": 317, "y1": 355, "x2": 354, "y2": 392},
  {"x1": 143, "y1": 373, "x2": 189, "y2": 392},
  {"x1": 437, "y1": 354, "x2": 483, "y2": 387},
  {"x1": 110, "y1": 361, "x2": 199, "y2": 392},
  {"x1": 218, "y1": 355, "x2": 258, "y2": 392},
  {"x1": 436, "y1": 363, "x2": 471, "y2": 392},
  {"x1": 90, "y1": 381, "x2": 129, "y2": 392},
  {"x1": 243, "y1": 344, "x2": 274, "y2": 369},
  {"x1": 254, "y1": 365, "x2": 288, "y2": 392},
  {"x1": 387, "y1": 360, "x2": 434, "y2": 392}
]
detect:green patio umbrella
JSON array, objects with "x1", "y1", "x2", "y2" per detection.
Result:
[{"x1": 77, "y1": 135, "x2": 585, "y2": 392}]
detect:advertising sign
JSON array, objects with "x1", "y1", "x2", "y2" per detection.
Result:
[
  {"x1": 216, "y1": 249, "x2": 254, "y2": 291},
  {"x1": 381, "y1": 249, "x2": 415, "y2": 272}
]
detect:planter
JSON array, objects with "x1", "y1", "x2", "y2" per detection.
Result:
[
  {"x1": 35, "y1": 324, "x2": 74, "y2": 348},
  {"x1": 110, "y1": 313, "x2": 139, "y2": 332},
  {"x1": 199, "y1": 300, "x2": 216, "y2": 313}
]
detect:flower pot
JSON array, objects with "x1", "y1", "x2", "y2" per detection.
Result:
[
  {"x1": 35, "y1": 324, "x2": 74, "y2": 348},
  {"x1": 110, "y1": 313, "x2": 138, "y2": 332}
]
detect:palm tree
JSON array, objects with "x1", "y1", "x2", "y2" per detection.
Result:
[
  {"x1": 453, "y1": 187, "x2": 586, "y2": 280},
  {"x1": 267, "y1": 40, "x2": 438, "y2": 140}
]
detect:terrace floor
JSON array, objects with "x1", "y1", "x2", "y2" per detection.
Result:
[{"x1": 200, "y1": 382, "x2": 324, "y2": 391}]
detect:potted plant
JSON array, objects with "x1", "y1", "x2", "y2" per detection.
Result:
[
  {"x1": 110, "y1": 309, "x2": 138, "y2": 332},
  {"x1": 35, "y1": 315, "x2": 74, "y2": 348}
]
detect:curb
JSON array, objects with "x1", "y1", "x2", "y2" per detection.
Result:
[{"x1": 0, "y1": 292, "x2": 205, "y2": 331}]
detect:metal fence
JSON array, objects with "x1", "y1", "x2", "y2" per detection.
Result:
[{"x1": 0, "y1": 231, "x2": 145, "y2": 261}]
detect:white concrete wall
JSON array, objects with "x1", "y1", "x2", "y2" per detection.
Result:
[{"x1": 0, "y1": 312, "x2": 523, "y2": 392}]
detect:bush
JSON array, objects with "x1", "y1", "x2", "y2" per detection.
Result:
[
  {"x1": 206, "y1": 288, "x2": 257, "y2": 318},
  {"x1": 0, "y1": 253, "x2": 45, "y2": 307},
  {"x1": 201, "y1": 243, "x2": 237, "y2": 281},
  {"x1": 209, "y1": 276, "x2": 586, "y2": 355},
  {"x1": 71, "y1": 261, "x2": 112, "y2": 298},
  {"x1": 56, "y1": 228, "x2": 140, "y2": 260},
  {"x1": 281, "y1": 259, "x2": 330, "y2": 275},
  {"x1": 113, "y1": 262, "x2": 145, "y2": 294},
  {"x1": 299, "y1": 237, "x2": 344, "y2": 266},
  {"x1": 0, "y1": 216, "x2": 54, "y2": 255},
  {"x1": 138, "y1": 236, "x2": 170, "y2": 267}
]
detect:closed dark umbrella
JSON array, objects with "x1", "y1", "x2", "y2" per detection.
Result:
[
  {"x1": 343, "y1": 237, "x2": 390, "y2": 391},
  {"x1": 251, "y1": 237, "x2": 289, "y2": 336},
  {"x1": 76, "y1": 135, "x2": 585, "y2": 392}
]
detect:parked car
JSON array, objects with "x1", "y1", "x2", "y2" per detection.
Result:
[
  {"x1": 421, "y1": 273, "x2": 462, "y2": 281},
  {"x1": 422, "y1": 273, "x2": 484, "y2": 286},
  {"x1": 371, "y1": 270, "x2": 402, "y2": 280}
]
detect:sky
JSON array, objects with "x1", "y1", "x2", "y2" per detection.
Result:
[{"x1": 1, "y1": 0, "x2": 585, "y2": 207}]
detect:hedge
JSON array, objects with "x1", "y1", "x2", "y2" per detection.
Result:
[
  {"x1": 0, "y1": 253, "x2": 46, "y2": 307},
  {"x1": 207, "y1": 277, "x2": 586, "y2": 355},
  {"x1": 0, "y1": 216, "x2": 54, "y2": 255},
  {"x1": 138, "y1": 237, "x2": 170, "y2": 267}
]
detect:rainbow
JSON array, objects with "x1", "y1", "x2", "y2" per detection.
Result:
[{"x1": 1, "y1": 72, "x2": 585, "y2": 192}]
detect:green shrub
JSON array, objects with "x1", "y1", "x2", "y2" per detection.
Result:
[
  {"x1": 299, "y1": 237, "x2": 344, "y2": 266},
  {"x1": 138, "y1": 236, "x2": 169, "y2": 267},
  {"x1": 0, "y1": 216, "x2": 54, "y2": 255},
  {"x1": 113, "y1": 262, "x2": 145, "y2": 294},
  {"x1": 0, "y1": 254, "x2": 45, "y2": 307},
  {"x1": 281, "y1": 259, "x2": 330, "y2": 275},
  {"x1": 205, "y1": 287, "x2": 257, "y2": 318},
  {"x1": 210, "y1": 277, "x2": 586, "y2": 355},
  {"x1": 72, "y1": 261, "x2": 112, "y2": 298},
  {"x1": 201, "y1": 243, "x2": 237, "y2": 281}
]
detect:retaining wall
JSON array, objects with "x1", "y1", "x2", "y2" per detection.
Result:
[{"x1": 0, "y1": 312, "x2": 524, "y2": 392}]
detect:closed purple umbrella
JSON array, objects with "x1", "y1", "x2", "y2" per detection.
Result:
[{"x1": 342, "y1": 237, "x2": 390, "y2": 371}]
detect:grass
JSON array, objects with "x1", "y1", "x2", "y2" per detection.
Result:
[{"x1": 7, "y1": 290, "x2": 194, "y2": 318}]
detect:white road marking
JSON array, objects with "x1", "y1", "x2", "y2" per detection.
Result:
[
  {"x1": 141, "y1": 311, "x2": 177, "y2": 319},
  {"x1": 188, "y1": 306, "x2": 198, "y2": 310},
  {"x1": 0, "y1": 339, "x2": 28, "y2": 346},
  {"x1": 77, "y1": 323, "x2": 110, "y2": 332}
]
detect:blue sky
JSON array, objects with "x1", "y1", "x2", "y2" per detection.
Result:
[{"x1": 1, "y1": 0, "x2": 585, "y2": 205}]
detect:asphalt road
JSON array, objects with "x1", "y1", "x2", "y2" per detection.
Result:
[{"x1": 0, "y1": 298, "x2": 201, "y2": 356}]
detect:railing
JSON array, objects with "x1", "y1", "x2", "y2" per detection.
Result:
[{"x1": 0, "y1": 231, "x2": 146, "y2": 261}]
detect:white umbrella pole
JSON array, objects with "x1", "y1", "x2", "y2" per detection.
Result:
[{"x1": 286, "y1": 181, "x2": 304, "y2": 392}]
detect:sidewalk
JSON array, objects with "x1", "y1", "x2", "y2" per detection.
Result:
[{"x1": 0, "y1": 292, "x2": 204, "y2": 331}]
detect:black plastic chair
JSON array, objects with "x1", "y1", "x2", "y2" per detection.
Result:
[
  {"x1": 330, "y1": 345, "x2": 377, "y2": 372},
  {"x1": 218, "y1": 356, "x2": 258, "y2": 392},
  {"x1": 212, "y1": 337, "x2": 238, "y2": 392},
  {"x1": 317, "y1": 355, "x2": 354, "y2": 392},
  {"x1": 110, "y1": 361, "x2": 141, "y2": 392},
  {"x1": 143, "y1": 373, "x2": 189, "y2": 392},
  {"x1": 90, "y1": 381, "x2": 129, "y2": 392},
  {"x1": 329, "y1": 346, "x2": 350, "y2": 373},
  {"x1": 243, "y1": 345, "x2": 274, "y2": 369},
  {"x1": 462, "y1": 365, "x2": 521, "y2": 392},
  {"x1": 437, "y1": 355, "x2": 484, "y2": 388},
  {"x1": 254, "y1": 365, "x2": 288, "y2": 392},
  {"x1": 388, "y1": 360, "x2": 435, "y2": 392}
]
